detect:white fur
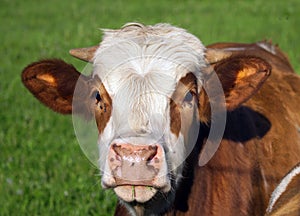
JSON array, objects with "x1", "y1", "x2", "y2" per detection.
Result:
[
  {"x1": 266, "y1": 163, "x2": 300, "y2": 212},
  {"x1": 256, "y1": 41, "x2": 276, "y2": 55},
  {"x1": 220, "y1": 47, "x2": 248, "y2": 52},
  {"x1": 93, "y1": 23, "x2": 206, "y2": 94}
]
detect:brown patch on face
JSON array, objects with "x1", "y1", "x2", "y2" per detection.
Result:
[
  {"x1": 170, "y1": 100, "x2": 181, "y2": 137},
  {"x1": 198, "y1": 84, "x2": 211, "y2": 124},
  {"x1": 170, "y1": 73, "x2": 198, "y2": 137},
  {"x1": 93, "y1": 81, "x2": 112, "y2": 134}
]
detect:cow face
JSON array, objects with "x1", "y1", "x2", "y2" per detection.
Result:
[
  {"x1": 22, "y1": 23, "x2": 271, "y2": 212},
  {"x1": 74, "y1": 24, "x2": 207, "y2": 204}
]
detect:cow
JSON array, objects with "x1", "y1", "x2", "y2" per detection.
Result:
[{"x1": 21, "y1": 23, "x2": 300, "y2": 215}]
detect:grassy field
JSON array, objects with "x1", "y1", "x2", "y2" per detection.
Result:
[{"x1": 1, "y1": 0, "x2": 300, "y2": 215}]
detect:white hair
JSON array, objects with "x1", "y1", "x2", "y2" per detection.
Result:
[{"x1": 93, "y1": 22, "x2": 206, "y2": 92}]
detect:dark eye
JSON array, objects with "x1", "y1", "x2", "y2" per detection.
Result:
[
  {"x1": 95, "y1": 91, "x2": 102, "y2": 103},
  {"x1": 183, "y1": 91, "x2": 194, "y2": 103},
  {"x1": 94, "y1": 91, "x2": 106, "y2": 111}
]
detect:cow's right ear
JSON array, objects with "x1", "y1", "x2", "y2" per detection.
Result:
[{"x1": 22, "y1": 59, "x2": 89, "y2": 115}]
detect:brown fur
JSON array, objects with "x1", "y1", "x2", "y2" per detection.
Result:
[
  {"x1": 170, "y1": 73, "x2": 197, "y2": 136},
  {"x1": 93, "y1": 82, "x2": 112, "y2": 134},
  {"x1": 214, "y1": 55, "x2": 271, "y2": 110},
  {"x1": 22, "y1": 59, "x2": 81, "y2": 114},
  {"x1": 199, "y1": 55, "x2": 271, "y2": 123},
  {"x1": 22, "y1": 60, "x2": 113, "y2": 133},
  {"x1": 170, "y1": 99, "x2": 182, "y2": 137}
]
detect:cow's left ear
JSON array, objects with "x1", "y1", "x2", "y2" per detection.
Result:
[
  {"x1": 199, "y1": 55, "x2": 271, "y2": 123},
  {"x1": 199, "y1": 55, "x2": 271, "y2": 122},
  {"x1": 215, "y1": 55, "x2": 271, "y2": 110}
]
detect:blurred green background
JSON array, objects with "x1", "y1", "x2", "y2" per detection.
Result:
[{"x1": 1, "y1": 0, "x2": 299, "y2": 215}]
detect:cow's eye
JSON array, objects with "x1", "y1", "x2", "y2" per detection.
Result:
[
  {"x1": 183, "y1": 90, "x2": 195, "y2": 103},
  {"x1": 95, "y1": 91, "x2": 102, "y2": 103},
  {"x1": 94, "y1": 91, "x2": 106, "y2": 112}
]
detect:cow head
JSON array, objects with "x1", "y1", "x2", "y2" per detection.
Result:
[{"x1": 22, "y1": 23, "x2": 271, "y2": 214}]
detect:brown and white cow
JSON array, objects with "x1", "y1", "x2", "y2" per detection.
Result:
[{"x1": 21, "y1": 23, "x2": 300, "y2": 215}]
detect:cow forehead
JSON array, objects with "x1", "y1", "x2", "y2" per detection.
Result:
[{"x1": 92, "y1": 23, "x2": 207, "y2": 96}]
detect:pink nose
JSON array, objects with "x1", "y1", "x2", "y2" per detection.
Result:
[{"x1": 108, "y1": 143, "x2": 164, "y2": 186}]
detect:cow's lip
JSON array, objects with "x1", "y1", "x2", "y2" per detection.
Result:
[
  {"x1": 114, "y1": 185, "x2": 158, "y2": 203},
  {"x1": 102, "y1": 173, "x2": 172, "y2": 203}
]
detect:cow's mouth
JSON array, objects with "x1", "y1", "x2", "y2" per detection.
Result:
[
  {"x1": 114, "y1": 185, "x2": 158, "y2": 203},
  {"x1": 110, "y1": 180, "x2": 172, "y2": 203}
]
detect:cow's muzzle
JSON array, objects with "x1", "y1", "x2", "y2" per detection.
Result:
[{"x1": 102, "y1": 142, "x2": 171, "y2": 202}]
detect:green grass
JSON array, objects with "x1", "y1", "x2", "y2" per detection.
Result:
[{"x1": 1, "y1": 0, "x2": 300, "y2": 215}]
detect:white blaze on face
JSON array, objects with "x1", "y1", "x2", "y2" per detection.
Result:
[
  {"x1": 91, "y1": 23, "x2": 206, "y2": 200},
  {"x1": 111, "y1": 71, "x2": 174, "y2": 137}
]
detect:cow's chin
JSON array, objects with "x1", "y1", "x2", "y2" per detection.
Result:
[{"x1": 114, "y1": 185, "x2": 158, "y2": 203}]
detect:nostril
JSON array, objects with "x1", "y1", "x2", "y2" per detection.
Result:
[
  {"x1": 112, "y1": 143, "x2": 118, "y2": 152},
  {"x1": 147, "y1": 145, "x2": 158, "y2": 162},
  {"x1": 112, "y1": 143, "x2": 123, "y2": 156},
  {"x1": 111, "y1": 144, "x2": 123, "y2": 161}
]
